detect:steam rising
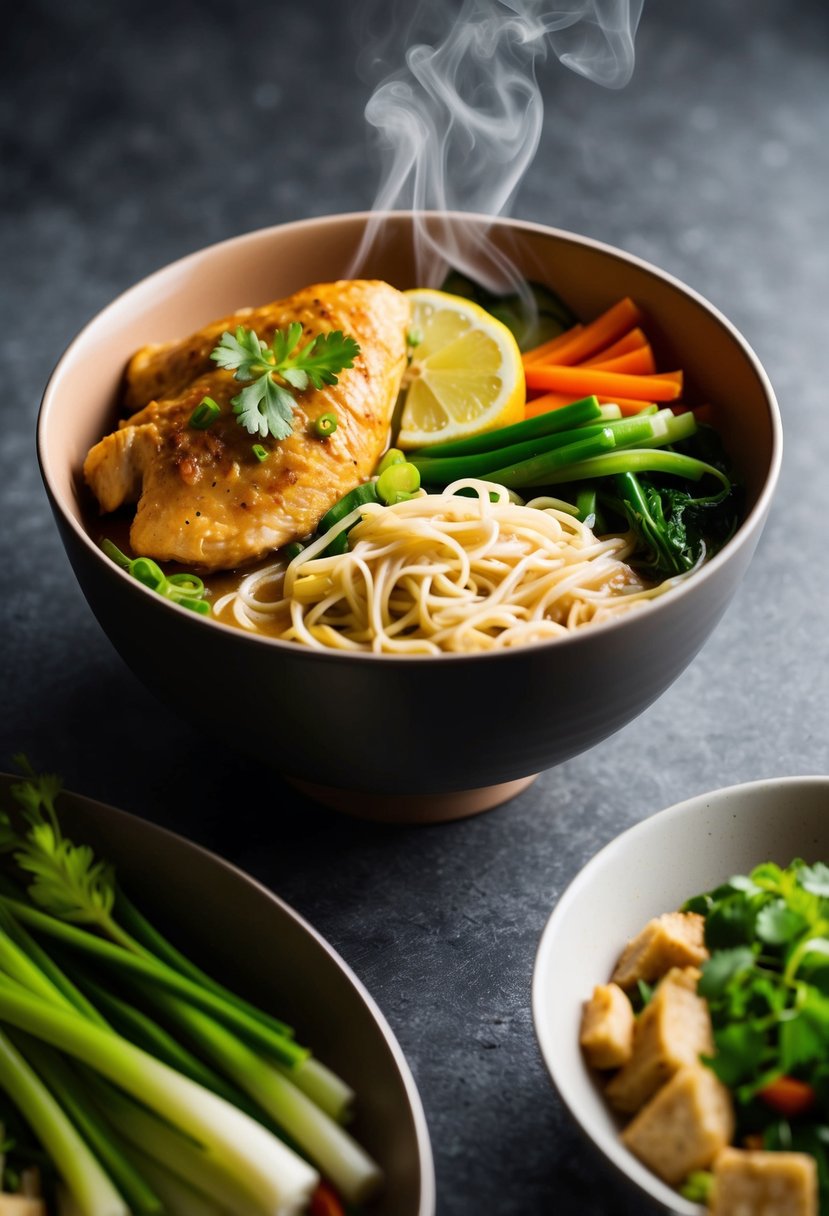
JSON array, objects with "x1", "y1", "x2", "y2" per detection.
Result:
[{"x1": 353, "y1": 0, "x2": 643, "y2": 290}]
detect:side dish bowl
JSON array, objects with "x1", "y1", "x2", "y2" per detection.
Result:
[
  {"x1": 38, "y1": 212, "x2": 782, "y2": 822},
  {"x1": 0, "y1": 772, "x2": 436, "y2": 1216},
  {"x1": 532, "y1": 775, "x2": 829, "y2": 1214}
]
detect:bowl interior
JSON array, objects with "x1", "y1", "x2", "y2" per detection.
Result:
[
  {"x1": 0, "y1": 774, "x2": 435, "y2": 1216},
  {"x1": 40, "y1": 211, "x2": 779, "y2": 555},
  {"x1": 532, "y1": 776, "x2": 829, "y2": 1214}
]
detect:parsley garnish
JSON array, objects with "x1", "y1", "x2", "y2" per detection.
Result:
[{"x1": 210, "y1": 322, "x2": 360, "y2": 441}]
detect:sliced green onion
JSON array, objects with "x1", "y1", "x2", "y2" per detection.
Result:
[
  {"x1": 251, "y1": 444, "x2": 268, "y2": 462},
  {"x1": 188, "y1": 397, "x2": 221, "y2": 430},
  {"x1": 166, "y1": 572, "x2": 206, "y2": 598},
  {"x1": 406, "y1": 327, "x2": 423, "y2": 348},
  {"x1": 311, "y1": 412, "x2": 338, "y2": 439},
  {"x1": 100, "y1": 542, "x2": 211, "y2": 616},
  {"x1": 376, "y1": 461, "x2": 420, "y2": 505},
  {"x1": 408, "y1": 395, "x2": 601, "y2": 459},
  {"x1": 100, "y1": 538, "x2": 131, "y2": 570},
  {"x1": 130, "y1": 558, "x2": 166, "y2": 592},
  {"x1": 375, "y1": 447, "x2": 406, "y2": 475}
]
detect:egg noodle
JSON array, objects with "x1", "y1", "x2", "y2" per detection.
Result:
[{"x1": 213, "y1": 479, "x2": 681, "y2": 654}]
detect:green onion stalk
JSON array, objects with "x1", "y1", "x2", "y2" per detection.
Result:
[{"x1": 0, "y1": 973, "x2": 319, "y2": 1216}]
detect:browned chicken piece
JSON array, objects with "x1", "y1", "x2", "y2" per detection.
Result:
[{"x1": 84, "y1": 281, "x2": 410, "y2": 570}]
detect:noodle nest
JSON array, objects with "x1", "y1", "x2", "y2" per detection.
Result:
[{"x1": 214, "y1": 479, "x2": 671, "y2": 654}]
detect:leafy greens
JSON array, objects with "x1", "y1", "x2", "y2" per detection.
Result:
[{"x1": 684, "y1": 859, "x2": 829, "y2": 1212}]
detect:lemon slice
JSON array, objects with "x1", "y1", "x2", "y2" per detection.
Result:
[{"x1": 397, "y1": 288, "x2": 526, "y2": 449}]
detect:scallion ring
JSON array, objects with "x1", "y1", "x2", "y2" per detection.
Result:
[
  {"x1": 311, "y1": 412, "x2": 338, "y2": 439},
  {"x1": 188, "y1": 396, "x2": 221, "y2": 430}
]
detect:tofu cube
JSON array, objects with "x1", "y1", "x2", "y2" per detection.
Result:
[
  {"x1": 709, "y1": 1147, "x2": 818, "y2": 1216},
  {"x1": 580, "y1": 983, "x2": 635, "y2": 1070},
  {"x1": 621, "y1": 1065, "x2": 734, "y2": 1185},
  {"x1": 606, "y1": 967, "x2": 712, "y2": 1114},
  {"x1": 611, "y1": 911, "x2": 708, "y2": 990}
]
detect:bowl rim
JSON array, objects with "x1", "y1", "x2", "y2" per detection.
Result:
[
  {"x1": 531, "y1": 773, "x2": 829, "y2": 1214},
  {"x1": 38, "y1": 209, "x2": 784, "y2": 664}
]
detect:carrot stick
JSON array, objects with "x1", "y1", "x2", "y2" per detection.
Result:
[
  {"x1": 582, "y1": 327, "x2": 650, "y2": 364},
  {"x1": 524, "y1": 363, "x2": 682, "y2": 402},
  {"x1": 520, "y1": 323, "x2": 583, "y2": 366},
  {"x1": 523, "y1": 298, "x2": 643, "y2": 368},
  {"x1": 588, "y1": 347, "x2": 657, "y2": 376}
]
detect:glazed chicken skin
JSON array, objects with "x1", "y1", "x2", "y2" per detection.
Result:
[{"x1": 84, "y1": 280, "x2": 410, "y2": 571}]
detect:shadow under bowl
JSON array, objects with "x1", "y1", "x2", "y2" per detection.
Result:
[{"x1": 38, "y1": 212, "x2": 782, "y2": 823}]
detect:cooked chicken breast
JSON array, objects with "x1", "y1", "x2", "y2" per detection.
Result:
[{"x1": 84, "y1": 280, "x2": 410, "y2": 570}]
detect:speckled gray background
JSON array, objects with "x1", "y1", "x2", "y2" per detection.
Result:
[{"x1": 2, "y1": 2, "x2": 828, "y2": 1213}]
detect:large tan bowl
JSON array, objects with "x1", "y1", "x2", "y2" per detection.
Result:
[{"x1": 38, "y1": 212, "x2": 782, "y2": 822}]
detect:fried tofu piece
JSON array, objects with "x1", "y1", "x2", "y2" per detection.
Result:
[
  {"x1": 621, "y1": 1065, "x2": 734, "y2": 1185},
  {"x1": 580, "y1": 983, "x2": 635, "y2": 1070},
  {"x1": 611, "y1": 911, "x2": 708, "y2": 990},
  {"x1": 709, "y1": 1147, "x2": 818, "y2": 1216},
  {"x1": 606, "y1": 967, "x2": 712, "y2": 1115}
]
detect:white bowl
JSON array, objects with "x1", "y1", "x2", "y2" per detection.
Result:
[{"x1": 531, "y1": 776, "x2": 829, "y2": 1214}]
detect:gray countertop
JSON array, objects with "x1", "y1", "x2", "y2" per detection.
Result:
[{"x1": 3, "y1": 2, "x2": 828, "y2": 1213}]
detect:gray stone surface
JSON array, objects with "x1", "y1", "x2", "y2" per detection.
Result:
[{"x1": 2, "y1": 1, "x2": 828, "y2": 1213}]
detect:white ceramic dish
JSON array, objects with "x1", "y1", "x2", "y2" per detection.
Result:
[
  {"x1": 0, "y1": 773, "x2": 436, "y2": 1216},
  {"x1": 532, "y1": 775, "x2": 829, "y2": 1214}
]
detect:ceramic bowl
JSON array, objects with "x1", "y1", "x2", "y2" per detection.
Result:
[
  {"x1": 532, "y1": 775, "x2": 829, "y2": 1214},
  {"x1": 38, "y1": 212, "x2": 781, "y2": 822},
  {"x1": 0, "y1": 772, "x2": 436, "y2": 1216}
]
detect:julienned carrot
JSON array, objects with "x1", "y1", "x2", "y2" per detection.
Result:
[
  {"x1": 519, "y1": 323, "x2": 583, "y2": 366},
  {"x1": 523, "y1": 297, "x2": 643, "y2": 368},
  {"x1": 588, "y1": 346, "x2": 657, "y2": 377},
  {"x1": 583, "y1": 327, "x2": 650, "y2": 364},
  {"x1": 524, "y1": 363, "x2": 682, "y2": 403}
]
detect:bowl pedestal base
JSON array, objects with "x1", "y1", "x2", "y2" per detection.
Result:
[{"x1": 287, "y1": 774, "x2": 539, "y2": 823}]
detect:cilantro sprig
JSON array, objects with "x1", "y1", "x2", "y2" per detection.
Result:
[
  {"x1": 683, "y1": 858, "x2": 829, "y2": 1202},
  {"x1": 210, "y1": 322, "x2": 360, "y2": 441}
]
